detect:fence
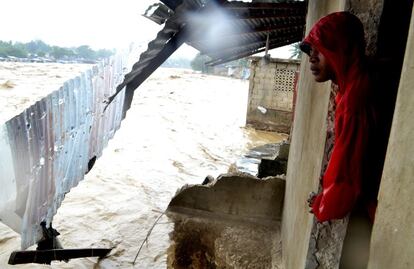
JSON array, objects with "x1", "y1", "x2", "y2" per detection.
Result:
[{"x1": 0, "y1": 56, "x2": 127, "y2": 249}]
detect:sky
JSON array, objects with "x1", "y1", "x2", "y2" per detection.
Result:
[
  {"x1": 0, "y1": 0, "x2": 160, "y2": 49},
  {"x1": 0, "y1": 0, "x2": 292, "y2": 59}
]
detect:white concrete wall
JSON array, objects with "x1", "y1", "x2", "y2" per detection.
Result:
[
  {"x1": 248, "y1": 58, "x2": 299, "y2": 112},
  {"x1": 368, "y1": 6, "x2": 414, "y2": 269},
  {"x1": 246, "y1": 57, "x2": 300, "y2": 133}
]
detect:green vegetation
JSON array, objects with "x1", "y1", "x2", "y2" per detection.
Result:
[
  {"x1": 289, "y1": 42, "x2": 302, "y2": 59},
  {"x1": 0, "y1": 41, "x2": 27, "y2": 58},
  {"x1": 0, "y1": 40, "x2": 115, "y2": 61},
  {"x1": 161, "y1": 57, "x2": 191, "y2": 69},
  {"x1": 190, "y1": 53, "x2": 212, "y2": 72},
  {"x1": 190, "y1": 52, "x2": 250, "y2": 74}
]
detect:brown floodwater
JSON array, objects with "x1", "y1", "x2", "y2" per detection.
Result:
[{"x1": 0, "y1": 67, "x2": 286, "y2": 268}]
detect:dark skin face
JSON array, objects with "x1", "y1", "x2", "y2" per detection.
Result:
[{"x1": 308, "y1": 46, "x2": 336, "y2": 83}]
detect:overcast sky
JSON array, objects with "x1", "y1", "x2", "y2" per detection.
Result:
[
  {"x1": 0, "y1": 0, "x2": 291, "y2": 59},
  {"x1": 0, "y1": 0, "x2": 161, "y2": 49}
]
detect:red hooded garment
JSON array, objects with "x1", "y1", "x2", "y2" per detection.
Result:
[{"x1": 301, "y1": 12, "x2": 379, "y2": 222}]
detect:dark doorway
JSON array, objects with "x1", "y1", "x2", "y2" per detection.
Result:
[{"x1": 340, "y1": 1, "x2": 413, "y2": 268}]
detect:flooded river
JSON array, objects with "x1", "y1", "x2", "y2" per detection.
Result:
[{"x1": 0, "y1": 67, "x2": 286, "y2": 268}]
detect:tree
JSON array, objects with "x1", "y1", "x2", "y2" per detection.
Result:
[
  {"x1": 51, "y1": 46, "x2": 74, "y2": 59},
  {"x1": 0, "y1": 41, "x2": 27, "y2": 58},
  {"x1": 26, "y1": 40, "x2": 51, "y2": 55},
  {"x1": 95, "y1": 48, "x2": 114, "y2": 59},
  {"x1": 162, "y1": 57, "x2": 191, "y2": 68},
  {"x1": 0, "y1": 39, "x2": 114, "y2": 61},
  {"x1": 75, "y1": 45, "x2": 96, "y2": 59},
  {"x1": 226, "y1": 58, "x2": 249, "y2": 68},
  {"x1": 289, "y1": 42, "x2": 302, "y2": 59},
  {"x1": 37, "y1": 51, "x2": 46, "y2": 57},
  {"x1": 0, "y1": 41, "x2": 12, "y2": 57},
  {"x1": 190, "y1": 53, "x2": 211, "y2": 72}
]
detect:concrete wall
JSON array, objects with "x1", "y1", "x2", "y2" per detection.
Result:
[
  {"x1": 168, "y1": 174, "x2": 285, "y2": 223},
  {"x1": 246, "y1": 57, "x2": 300, "y2": 133},
  {"x1": 345, "y1": 0, "x2": 384, "y2": 56},
  {"x1": 166, "y1": 174, "x2": 285, "y2": 268},
  {"x1": 368, "y1": 6, "x2": 414, "y2": 269},
  {"x1": 281, "y1": 1, "x2": 346, "y2": 269}
]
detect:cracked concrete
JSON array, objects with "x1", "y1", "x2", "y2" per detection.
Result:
[{"x1": 166, "y1": 174, "x2": 285, "y2": 269}]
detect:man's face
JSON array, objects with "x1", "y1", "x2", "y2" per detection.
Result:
[{"x1": 308, "y1": 47, "x2": 335, "y2": 83}]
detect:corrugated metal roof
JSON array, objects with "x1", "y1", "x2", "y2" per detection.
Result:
[
  {"x1": 108, "y1": 0, "x2": 207, "y2": 110},
  {"x1": 109, "y1": 0, "x2": 306, "y2": 109},
  {"x1": 187, "y1": 1, "x2": 306, "y2": 65}
]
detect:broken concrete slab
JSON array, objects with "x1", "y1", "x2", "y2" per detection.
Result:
[
  {"x1": 166, "y1": 173, "x2": 285, "y2": 268},
  {"x1": 168, "y1": 173, "x2": 285, "y2": 223}
]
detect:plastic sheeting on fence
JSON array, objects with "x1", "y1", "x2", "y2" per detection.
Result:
[{"x1": 0, "y1": 56, "x2": 127, "y2": 249}]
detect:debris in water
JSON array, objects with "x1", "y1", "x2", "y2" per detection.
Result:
[
  {"x1": 257, "y1": 106, "x2": 267, "y2": 114},
  {"x1": 133, "y1": 211, "x2": 166, "y2": 265},
  {"x1": 0, "y1": 80, "x2": 16, "y2": 89}
]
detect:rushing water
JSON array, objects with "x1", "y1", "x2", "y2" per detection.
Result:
[{"x1": 0, "y1": 67, "x2": 287, "y2": 268}]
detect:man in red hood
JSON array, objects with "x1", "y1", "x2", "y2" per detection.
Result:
[{"x1": 300, "y1": 12, "x2": 380, "y2": 222}]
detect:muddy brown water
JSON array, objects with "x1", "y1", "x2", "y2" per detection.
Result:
[{"x1": 0, "y1": 67, "x2": 286, "y2": 268}]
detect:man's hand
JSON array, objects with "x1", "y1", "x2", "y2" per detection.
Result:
[{"x1": 307, "y1": 192, "x2": 317, "y2": 213}]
